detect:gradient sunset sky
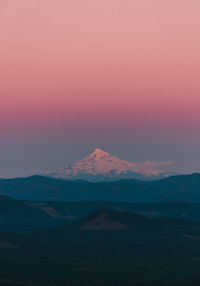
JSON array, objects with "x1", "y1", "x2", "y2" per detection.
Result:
[{"x1": 1, "y1": 0, "x2": 200, "y2": 177}]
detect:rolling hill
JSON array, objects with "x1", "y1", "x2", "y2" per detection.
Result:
[{"x1": 3, "y1": 197, "x2": 200, "y2": 233}]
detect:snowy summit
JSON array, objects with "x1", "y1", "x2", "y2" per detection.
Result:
[{"x1": 44, "y1": 148, "x2": 174, "y2": 182}]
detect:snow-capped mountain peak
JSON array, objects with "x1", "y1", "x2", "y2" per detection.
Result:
[
  {"x1": 44, "y1": 148, "x2": 174, "y2": 182},
  {"x1": 87, "y1": 148, "x2": 110, "y2": 159}
]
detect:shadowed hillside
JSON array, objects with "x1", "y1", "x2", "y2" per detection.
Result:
[
  {"x1": 3, "y1": 196, "x2": 200, "y2": 233},
  {"x1": 1, "y1": 210, "x2": 200, "y2": 285},
  {"x1": 0, "y1": 196, "x2": 67, "y2": 232}
]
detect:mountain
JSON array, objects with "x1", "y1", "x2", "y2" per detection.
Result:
[
  {"x1": 44, "y1": 148, "x2": 174, "y2": 181},
  {"x1": 1, "y1": 173, "x2": 200, "y2": 202}
]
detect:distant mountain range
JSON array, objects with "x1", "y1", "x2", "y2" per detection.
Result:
[
  {"x1": 44, "y1": 148, "x2": 175, "y2": 181},
  {"x1": 1, "y1": 173, "x2": 200, "y2": 202}
]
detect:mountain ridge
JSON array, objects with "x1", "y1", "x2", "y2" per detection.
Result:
[{"x1": 1, "y1": 173, "x2": 200, "y2": 202}]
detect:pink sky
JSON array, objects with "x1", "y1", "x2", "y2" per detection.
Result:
[{"x1": 0, "y1": 1, "x2": 200, "y2": 176}]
